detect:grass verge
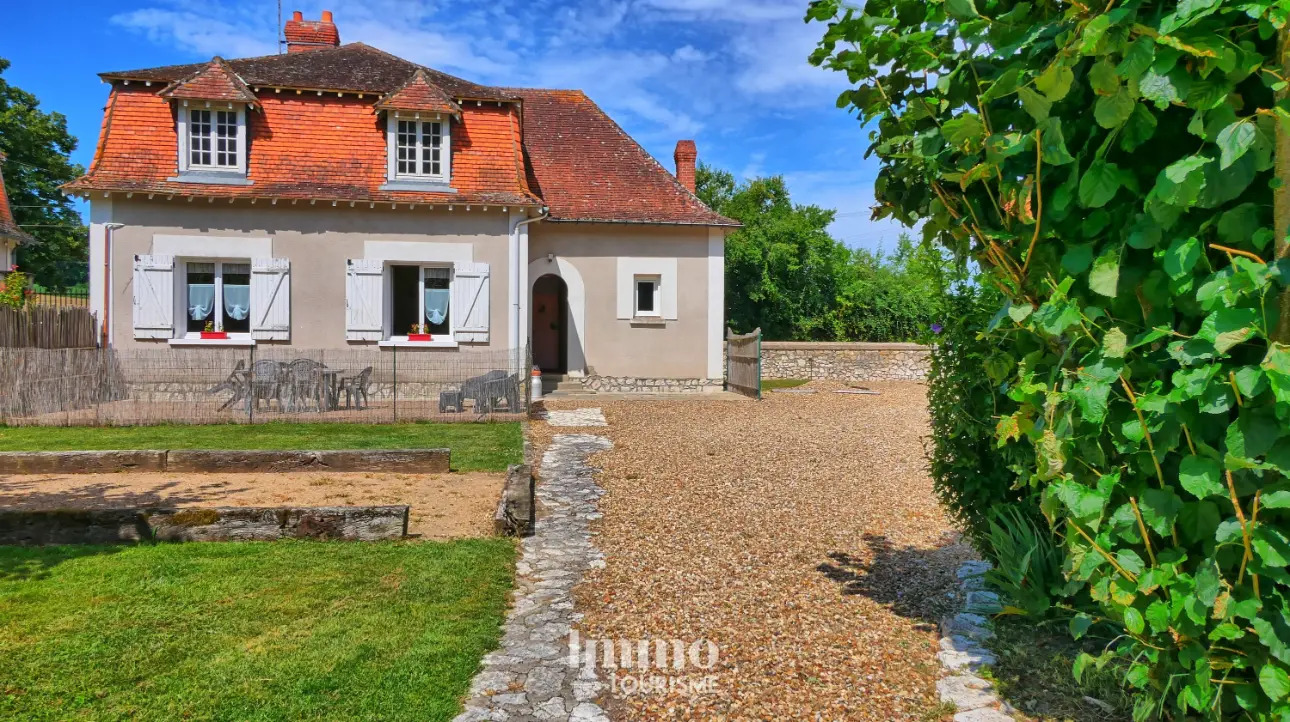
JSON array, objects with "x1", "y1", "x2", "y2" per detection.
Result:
[
  {"x1": 982, "y1": 615, "x2": 1133, "y2": 721},
  {"x1": 761, "y1": 378, "x2": 810, "y2": 390},
  {"x1": 0, "y1": 421, "x2": 523, "y2": 472},
  {"x1": 0, "y1": 539, "x2": 514, "y2": 721}
]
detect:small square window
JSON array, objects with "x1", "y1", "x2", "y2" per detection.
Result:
[{"x1": 635, "y1": 276, "x2": 660, "y2": 316}]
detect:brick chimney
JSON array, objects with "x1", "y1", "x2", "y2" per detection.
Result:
[
  {"x1": 284, "y1": 10, "x2": 340, "y2": 53},
  {"x1": 674, "y1": 140, "x2": 697, "y2": 193}
]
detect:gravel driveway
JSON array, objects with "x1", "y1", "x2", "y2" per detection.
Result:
[{"x1": 531, "y1": 380, "x2": 973, "y2": 721}]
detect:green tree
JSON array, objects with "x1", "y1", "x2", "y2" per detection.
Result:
[
  {"x1": 0, "y1": 57, "x2": 87, "y2": 289},
  {"x1": 698, "y1": 163, "x2": 853, "y2": 339},
  {"x1": 810, "y1": 0, "x2": 1290, "y2": 717},
  {"x1": 697, "y1": 163, "x2": 954, "y2": 341}
]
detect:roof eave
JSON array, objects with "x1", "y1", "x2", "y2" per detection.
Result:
[{"x1": 545, "y1": 216, "x2": 741, "y2": 228}]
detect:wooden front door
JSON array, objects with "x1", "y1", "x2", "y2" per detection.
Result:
[{"x1": 532, "y1": 275, "x2": 566, "y2": 372}]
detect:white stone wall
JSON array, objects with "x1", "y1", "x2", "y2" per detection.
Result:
[
  {"x1": 583, "y1": 375, "x2": 723, "y2": 393},
  {"x1": 760, "y1": 342, "x2": 930, "y2": 381}
]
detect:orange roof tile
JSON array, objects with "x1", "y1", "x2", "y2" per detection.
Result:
[
  {"x1": 158, "y1": 57, "x2": 257, "y2": 104},
  {"x1": 375, "y1": 69, "x2": 461, "y2": 115},
  {"x1": 0, "y1": 153, "x2": 36, "y2": 246}
]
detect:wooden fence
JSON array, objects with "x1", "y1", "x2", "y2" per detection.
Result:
[
  {"x1": 726, "y1": 327, "x2": 761, "y2": 400},
  {"x1": 0, "y1": 306, "x2": 99, "y2": 349}
]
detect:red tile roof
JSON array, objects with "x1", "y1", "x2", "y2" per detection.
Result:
[
  {"x1": 158, "y1": 57, "x2": 257, "y2": 104},
  {"x1": 68, "y1": 85, "x2": 535, "y2": 206},
  {"x1": 375, "y1": 69, "x2": 461, "y2": 115},
  {"x1": 0, "y1": 153, "x2": 36, "y2": 246},
  {"x1": 72, "y1": 42, "x2": 736, "y2": 226},
  {"x1": 510, "y1": 89, "x2": 736, "y2": 226}
]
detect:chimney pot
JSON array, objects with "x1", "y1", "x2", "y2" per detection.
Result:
[
  {"x1": 284, "y1": 10, "x2": 340, "y2": 53},
  {"x1": 674, "y1": 140, "x2": 697, "y2": 193}
]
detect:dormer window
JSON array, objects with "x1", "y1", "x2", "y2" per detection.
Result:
[
  {"x1": 178, "y1": 104, "x2": 247, "y2": 177},
  {"x1": 386, "y1": 114, "x2": 451, "y2": 185}
]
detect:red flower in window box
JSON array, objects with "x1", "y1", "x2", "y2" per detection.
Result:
[
  {"x1": 408, "y1": 323, "x2": 432, "y2": 341},
  {"x1": 200, "y1": 331, "x2": 228, "y2": 340}
]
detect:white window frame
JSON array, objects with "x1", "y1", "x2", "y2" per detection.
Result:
[
  {"x1": 386, "y1": 264, "x2": 456, "y2": 343},
  {"x1": 634, "y1": 274, "x2": 662, "y2": 317},
  {"x1": 178, "y1": 258, "x2": 253, "y2": 342},
  {"x1": 177, "y1": 102, "x2": 247, "y2": 176},
  {"x1": 385, "y1": 113, "x2": 451, "y2": 184}
]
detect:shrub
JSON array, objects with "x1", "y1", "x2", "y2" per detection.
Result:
[
  {"x1": 811, "y1": 0, "x2": 1290, "y2": 717},
  {"x1": 983, "y1": 505, "x2": 1069, "y2": 618},
  {"x1": 926, "y1": 285, "x2": 1034, "y2": 548}
]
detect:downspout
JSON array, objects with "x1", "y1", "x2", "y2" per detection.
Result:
[
  {"x1": 102, "y1": 223, "x2": 124, "y2": 347},
  {"x1": 509, "y1": 206, "x2": 548, "y2": 353}
]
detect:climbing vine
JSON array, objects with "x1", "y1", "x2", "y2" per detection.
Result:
[{"x1": 810, "y1": 0, "x2": 1290, "y2": 717}]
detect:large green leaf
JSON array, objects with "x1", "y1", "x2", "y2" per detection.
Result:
[
  {"x1": 1217, "y1": 120, "x2": 1257, "y2": 170},
  {"x1": 1089, "y1": 249, "x2": 1121, "y2": 297},
  {"x1": 1260, "y1": 665, "x2": 1290, "y2": 702},
  {"x1": 1018, "y1": 86, "x2": 1051, "y2": 122},
  {"x1": 1197, "y1": 307, "x2": 1260, "y2": 354},
  {"x1": 1094, "y1": 88, "x2": 1136, "y2": 129},
  {"x1": 1038, "y1": 117, "x2": 1076, "y2": 165},
  {"x1": 1164, "y1": 237, "x2": 1201, "y2": 280},
  {"x1": 1139, "y1": 489, "x2": 1183, "y2": 538},
  {"x1": 1178, "y1": 455, "x2": 1224, "y2": 499},
  {"x1": 945, "y1": 0, "x2": 980, "y2": 20},
  {"x1": 1036, "y1": 64, "x2": 1075, "y2": 101},
  {"x1": 1080, "y1": 160, "x2": 1122, "y2": 208}
]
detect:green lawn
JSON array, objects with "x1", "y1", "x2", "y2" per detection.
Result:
[
  {"x1": 761, "y1": 378, "x2": 810, "y2": 390},
  {"x1": 0, "y1": 422, "x2": 523, "y2": 472},
  {"x1": 0, "y1": 539, "x2": 515, "y2": 722}
]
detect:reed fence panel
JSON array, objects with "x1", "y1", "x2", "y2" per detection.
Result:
[
  {"x1": 0, "y1": 306, "x2": 98, "y2": 349},
  {"x1": 0, "y1": 345, "x2": 531, "y2": 426}
]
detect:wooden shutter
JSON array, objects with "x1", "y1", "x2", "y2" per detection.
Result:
[
  {"x1": 132, "y1": 254, "x2": 174, "y2": 339},
  {"x1": 452, "y1": 261, "x2": 490, "y2": 343},
  {"x1": 346, "y1": 259, "x2": 384, "y2": 341},
  {"x1": 250, "y1": 258, "x2": 290, "y2": 341}
]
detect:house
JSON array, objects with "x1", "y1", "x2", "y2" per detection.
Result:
[
  {"x1": 0, "y1": 152, "x2": 36, "y2": 271},
  {"x1": 65, "y1": 10, "x2": 737, "y2": 392}
]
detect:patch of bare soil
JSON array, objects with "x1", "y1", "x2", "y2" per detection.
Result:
[
  {"x1": 0, "y1": 470, "x2": 503, "y2": 539},
  {"x1": 533, "y1": 381, "x2": 972, "y2": 720}
]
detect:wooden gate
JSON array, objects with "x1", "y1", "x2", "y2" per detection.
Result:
[{"x1": 725, "y1": 327, "x2": 761, "y2": 399}]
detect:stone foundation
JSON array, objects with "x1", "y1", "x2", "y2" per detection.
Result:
[
  {"x1": 0, "y1": 505, "x2": 410, "y2": 545},
  {"x1": 583, "y1": 376, "x2": 723, "y2": 393},
  {"x1": 0, "y1": 448, "x2": 449, "y2": 475},
  {"x1": 759, "y1": 342, "x2": 930, "y2": 381}
]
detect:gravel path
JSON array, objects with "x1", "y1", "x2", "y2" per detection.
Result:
[{"x1": 532, "y1": 380, "x2": 972, "y2": 721}]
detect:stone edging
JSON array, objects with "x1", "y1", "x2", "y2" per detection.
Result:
[
  {"x1": 0, "y1": 448, "x2": 450, "y2": 475},
  {"x1": 0, "y1": 505, "x2": 410, "y2": 545},
  {"x1": 495, "y1": 464, "x2": 536, "y2": 537},
  {"x1": 455, "y1": 433, "x2": 613, "y2": 722},
  {"x1": 936, "y1": 560, "x2": 1019, "y2": 721}
]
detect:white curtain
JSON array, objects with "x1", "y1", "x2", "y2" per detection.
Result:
[
  {"x1": 425, "y1": 288, "x2": 450, "y2": 325},
  {"x1": 223, "y1": 284, "x2": 250, "y2": 321},
  {"x1": 188, "y1": 283, "x2": 215, "y2": 321}
]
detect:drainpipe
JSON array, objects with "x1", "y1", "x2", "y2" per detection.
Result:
[
  {"x1": 102, "y1": 223, "x2": 124, "y2": 347},
  {"x1": 509, "y1": 206, "x2": 548, "y2": 353}
]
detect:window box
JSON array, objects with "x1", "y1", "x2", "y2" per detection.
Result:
[
  {"x1": 200, "y1": 331, "x2": 229, "y2": 340},
  {"x1": 408, "y1": 333, "x2": 434, "y2": 342}
]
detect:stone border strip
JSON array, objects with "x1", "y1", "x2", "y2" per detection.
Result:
[
  {"x1": 539, "y1": 408, "x2": 607, "y2": 427},
  {"x1": 0, "y1": 448, "x2": 449, "y2": 475},
  {"x1": 455, "y1": 433, "x2": 612, "y2": 722},
  {"x1": 495, "y1": 463, "x2": 536, "y2": 537},
  {"x1": 936, "y1": 560, "x2": 1018, "y2": 721},
  {"x1": 0, "y1": 505, "x2": 410, "y2": 545}
]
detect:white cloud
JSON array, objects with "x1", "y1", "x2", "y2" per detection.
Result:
[{"x1": 110, "y1": 8, "x2": 277, "y2": 59}]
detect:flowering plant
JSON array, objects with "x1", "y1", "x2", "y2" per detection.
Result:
[
  {"x1": 410, "y1": 323, "x2": 428, "y2": 335},
  {"x1": 0, "y1": 266, "x2": 30, "y2": 310}
]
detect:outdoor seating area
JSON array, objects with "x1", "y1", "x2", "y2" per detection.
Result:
[{"x1": 209, "y1": 358, "x2": 374, "y2": 413}]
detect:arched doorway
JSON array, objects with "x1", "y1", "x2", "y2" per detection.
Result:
[{"x1": 532, "y1": 274, "x2": 567, "y2": 373}]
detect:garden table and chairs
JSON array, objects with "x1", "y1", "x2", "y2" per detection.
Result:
[{"x1": 209, "y1": 359, "x2": 371, "y2": 413}]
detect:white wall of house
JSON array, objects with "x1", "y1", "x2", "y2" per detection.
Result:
[
  {"x1": 94, "y1": 198, "x2": 515, "y2": 351},
  {"x1": 528, "y1": 222, "x2": 725, "y2": 381}
]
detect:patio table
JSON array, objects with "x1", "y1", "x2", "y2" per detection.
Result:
[{"x1": 321, "y1": 369, "x2": 346, "y2": 411}]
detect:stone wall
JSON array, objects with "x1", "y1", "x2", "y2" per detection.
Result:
[
  {"x1": 0, "y1": 505, "x2": 410, "y2": 545},
  {"x1": 583, "y1": 375, "x2": 724, "y2": 394},
  {"x1": 760, "y1": 342, "x2": 930, "y2": 382}
]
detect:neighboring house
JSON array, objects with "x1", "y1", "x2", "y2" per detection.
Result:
[
  {"x1": 0, "y1": 152, "x2": 36, "y2": 271},
  {"x1": 64, "y1": 10, "x2": 737, "y2": 391}
]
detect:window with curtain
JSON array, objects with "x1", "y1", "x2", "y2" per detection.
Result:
[
  {"x1": 388, "y1": 264, "x2": 452, "y2": 338},
  {"x1": 185, "y1": 260, "x2": 251, "y2": 335}
]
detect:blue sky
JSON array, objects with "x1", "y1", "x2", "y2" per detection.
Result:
[{"x1": 2, "y1": 0, "x2": 907, "y2": 252}]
